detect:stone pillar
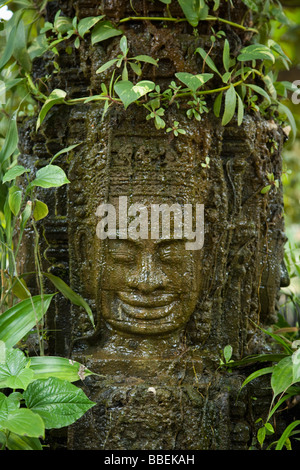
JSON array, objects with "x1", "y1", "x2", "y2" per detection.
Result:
[{"x1": 19, "y1": 0, "x2": 289, "y2": 450}]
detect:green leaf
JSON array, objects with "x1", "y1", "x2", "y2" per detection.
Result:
[
  {"x1": 178, "y1": 0, "x2": 209, "y2": 27},
  {"x1": 271, "y1": 356, "x2": 294, "y2": 398},
  {"x1": 120, "y1": 35, "x2": 128, "y2": 56},
  {"x1": 54, "y1": 15, "x2": 73, "y2": 34},
  {"x1": 114, "y1": 80, "x2": 155, "y2": 109},
  {"x1": 96, "y1": 58, "x2": 118, "y2": 74},
  {"x1": 213, "y1": 91, "x2": 223, "y2": 118},
  {"x1": 24, "y1": 377, "x2": 96, "y2": 429},
  {"x1": 20, "y1": 201, "x2": 32, "y2": 232},
  {"x1": 42, "y1": 272, "x2": 95, "y2": 328},
  {"x1": 29, "y1": 164, "x2": 70, "y2": 190},
  {"x1": 29, "y1": 356, "x2": 95, "y2": 382},
  {"x1": 78, "y1": 15, "x2": 104, "y2": 37},
  {"x1": 49, "y1": 143, "x2": 80, "y2": 164},
  {"x1": 275, "y1": 421, "x2": 300, "y2": 450},
  {"x1": 223, "y1": 39, "x2": 230, "y2": 72},
  {"x1": 33, "y1": 199, "x2": 49, "y2": 221},
  {"x1": 236, "y1": 92, "x2": 244, "y2": 126},
  {"x1": 0, "y1": 113, "x2": 19, "y2": 168},
  {"x1": 132, "y1": 55, "x2": 159, "y2": 66},
  {"x1": 277, "y1": 102, "x2": 297, "y2": 142},
  {"x1": 13, "y1": 19, "x2": 32, "y2": 72},
  {"x1": 0, "y1": 348, "x2": 34, "y2": 390},
  {"x1": 237, "y1": 44, "x2": 275, "y2": 63},
  {"x1": 91, "y1": 21, "x2": 122, "y2": 45},
  {"x1": 5, "y1": 433, "x2": 43, "y2": 450},
  {"x1": 11, "y1": 277, "x2": 30, "y2": 300},
  {"x1": 223, "y1": 345, "x2": 233, "y2": 363},
  {"x1": 241, "y1": 366, "x2": 274, "y2": 390},
  {"x1": 0, "y1": 294, "x2": 54, "y2": 348},
  {"x1": 2, "y1": 165, "x2": 29, "y2": 183},
  {"x1": 222, "y1": 84, "x2": 236, "y2": 126},
  {"x1": 36, "y1": 89, "x2": 67, "y2": 130},
  {"x1": 175, "y1": 72, "x2": 213, "y2": 92},
  {"x1": 0, "y1": 408, "x2": 45, "y2": 439},
  {"x1": 246, "y1": 84, "x2": 271, "y2": 104},
  {"x1": 261, "y1": 184, "x2": 271, "y2": 194},
  {"x1": 8, "y1": 185, "x2": 22, "y2": 216},
  {"x1": 195, "y1": 47, "x2": 221, "y2": 77},
  {"x1": 0, "y1": 25, "x2": 16, "y2": 69}
]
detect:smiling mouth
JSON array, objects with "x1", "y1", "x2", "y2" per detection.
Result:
[{"x1": 117, "y1": 292, "x2": 178, "y2": 320}]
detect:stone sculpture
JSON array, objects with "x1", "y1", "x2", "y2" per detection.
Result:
[{"x1": 18, "y1": 0, "x2": 290, "y2": 450}]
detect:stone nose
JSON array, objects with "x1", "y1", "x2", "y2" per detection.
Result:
[{"x1": 127, "y1": 253, "x2": 168, "y2": 293}]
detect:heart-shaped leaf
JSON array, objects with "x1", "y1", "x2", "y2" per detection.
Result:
[
  {"x1": 175, "y1": 72, "x2": 213, "y2": 92},
  {"x1": 114, "y1": 80, "x2": 155, "y2": 109}
]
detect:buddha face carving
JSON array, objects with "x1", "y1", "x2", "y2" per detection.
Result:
[{"x1": 99, "y1": 237, "x2": 202, "y2": 336}]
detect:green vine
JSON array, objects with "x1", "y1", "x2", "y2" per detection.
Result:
[{"x1": 14, "y1": 0, "x2": 295, "y2": 136}]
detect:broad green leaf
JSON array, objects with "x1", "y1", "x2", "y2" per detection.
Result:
[
  {"x1": 91, "y1": 21, "x2": 122, "y2": 45},
  {"x1": 6, "y1": 433, "x2": 43, "y2": 450},
  {"x1": 29, "y1": 164, "x2": 70, "y2": 190},
  {"x1": 24, "y1": 377, "x2": 96, "y2": 429},
  {"x1": 78, "y1": 15, "x2": 104, "y2": 37},
  {"x1": 0, "y1": 348, "x2": 34, "y2": 390},
  {"x1": 178, "y1": 0, "x2": 209, "y2": 27},
  {"x1": 0, "y1": 294, "x2": 54, "y2": 348},
  {"x1": 175, "y1": 72, "x2": 213, "y2": 92},
  {"x1": 237, "y1": 44, "x2": 275, "y2": 63},
  {"x1": 42, "y1": 272, "x2": 95, "y2": 328},
  {"x1": 222, "y1": 84, "x2": 236, "y2": 126},
  {"x1": 271, "y1": 356, "x2": 294, "y2": 398},
  {"x1": 96, "y1": 58, "x2": 118, "y2": 75},
  {"x1": 114, "y1": 80, "x2": 155, "y2": 109},
  {"x1": 8, "y1": 185, "x2": 22, "y2": 216},
  {"x1": 0, "y1": 408, "x2": 45, "y2": 439},
  {"x1": 36, "y1": 89, "x2": 67, "y2": 130},
  {"x1": 33, "y1": 199, "x2": 49, "y2": 221},
  {"x1": 29, "y1": 356, "x2": 95, "y2": 382},
  {"x1": 3, "y1": 165, "x2": 29, "y2": 183}
]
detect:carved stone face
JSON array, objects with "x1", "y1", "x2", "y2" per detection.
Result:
[{"x1": 99, "y1": 237, "x2": 202, "y2": 336}]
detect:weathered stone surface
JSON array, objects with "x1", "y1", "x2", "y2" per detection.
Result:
[{"x1": 18, "y1": 0, "x2": 289, "y2": 450}]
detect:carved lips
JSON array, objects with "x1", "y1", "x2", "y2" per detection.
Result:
[{"x1": 117, "y1": 292, "x2": 179, "y2": 321}]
